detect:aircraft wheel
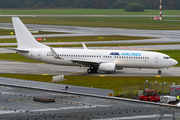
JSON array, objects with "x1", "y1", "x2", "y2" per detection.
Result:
[
  {"x1": 87, "y1": 69, "x2": 92, "y2": 73},
  {"x1": 158, "y1": 70, "x2": 162, "y2": 74},
  {"x1": 87, "y1": 68, "x2": 97, "y2": 73},
  {"x1": 92, "y1": 68, "x2": 97, "y2": 73}
]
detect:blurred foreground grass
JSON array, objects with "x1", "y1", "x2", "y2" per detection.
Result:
[{"x1": 0, "y1": 74, "x2": 180, "y2": 96}]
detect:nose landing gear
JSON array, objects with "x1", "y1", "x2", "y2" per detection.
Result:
[{"x1": 158, "y1": 70, "x2": 162, "y2": 74}]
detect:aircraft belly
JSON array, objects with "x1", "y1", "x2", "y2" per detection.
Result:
[
  {"x1": 115, "y1": 59, "x2": 152, "y2": 68},
  {"x1": 44, "y1": 59, "x2": 73, "y2": 66}
]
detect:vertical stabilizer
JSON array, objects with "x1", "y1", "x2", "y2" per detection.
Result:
[{"x1": 12, "y1": 17, "x2": 47, "y2": 49}]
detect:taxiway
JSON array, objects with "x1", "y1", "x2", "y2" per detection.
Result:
[{"x1": 0, "y1": 60, "x2": 179, "y2": 77}]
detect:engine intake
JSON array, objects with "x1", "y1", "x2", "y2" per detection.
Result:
[{"x1": 99, "y1": 63, "x2": 117, "y2": 72}]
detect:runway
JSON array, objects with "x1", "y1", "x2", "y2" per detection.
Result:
[
  {"x1": 0, "y1": 60, "x2": 179, "y2": 77},
  {"x1": 1, "y1": 23, "x2": 180, "y2": 39},
  {"x1": 0, "y1": 22, "x2": 180, "y2": 51}
]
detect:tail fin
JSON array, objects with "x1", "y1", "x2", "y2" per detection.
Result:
[{"x1": 12, "y1": 17, "x2": 47, "y2": 49}]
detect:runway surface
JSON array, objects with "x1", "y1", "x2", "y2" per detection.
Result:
[
  {"x1": 0, "y1": 22, "x2": 180, "y2": 51},
  {"x1": 0, "y1": 39, "x2": 180, "y2": 49},
  {"x1": 1, "y1": 23, "x2": 180, "y2": 39},
  {"x1": 0, "y1": 60, "x2": 179, "y2": 77}
]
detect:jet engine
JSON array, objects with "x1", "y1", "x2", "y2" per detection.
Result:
[{"x1": 99, "y1": 63, "x2": 117, "y2": 72}]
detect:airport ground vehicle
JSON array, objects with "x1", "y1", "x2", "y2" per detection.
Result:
[
  {"x1": 139, "y1": 90, "x2": 160, "y2": 102},
  {"x1": 160, "y1": 85, "x2": 180, "y2": 104},
  {"x1": 160, "y1": 95, "x2": 177, "y2": 104}
]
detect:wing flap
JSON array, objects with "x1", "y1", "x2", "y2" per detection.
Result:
[{"x1": 71, "y1": 59, "x2": 100, "y2": 66}]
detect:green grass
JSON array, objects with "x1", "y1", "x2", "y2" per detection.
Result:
[
  {"x1": 0, "y1": 39, "x2": 17, "y2": 43},
  {"x1": 0, "y1": 74, "x2": 179, "y2": 96},
  {"x1": 60, "y1": 76, "x2": 180, "y2": 96},
  {"x1": 0, "y1": 53, "x2": 39, "y2": 63},
  {"x1": 1, "y1": 17, "x2": 180, "y2": 30},
  {"x1": 0, "y1": 29, "x2": 14, "y2": 35},
  {"x1": 0, "y1": 9, "x2": 180, "y2": 15},
  {"x1": 0, "y1": 35, "x2": 154, "y2": 43},
  {"x1": 0, "y1": 50, "x2": 179, "y2": 66},
  {"x1": 0, "y1": 74, "x2": 52, "y2": 82},
  {"x1": 41, "y1": 35, "x2": 153, "y2": 42}
]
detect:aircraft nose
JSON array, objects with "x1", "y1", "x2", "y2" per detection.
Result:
[{"x1": 171, "y1": 59, "x2": 178, "y2": 66}]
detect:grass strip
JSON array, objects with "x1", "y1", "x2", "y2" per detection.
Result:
[
  {"x1": 0, "y1": 74, "x2": 52, "y2": 82},
  {"x1": 0, "y1": 74, "x2": 179, "y2": 96},
  {"x1": 0, "y1": 53, "x2": 39, "y2": 63},
  {"x1": 0, "y1": 17, "x2": 180, "y2": 30},
  {"x1": 0, "y1": 9, "x2": 180, "y2": 15},
  {"x1": 60, "y1": 76, "x2": 180, "y2": 96},
  {"x1": 0, "y1": 39, "x2": 17, "y2": 43}
]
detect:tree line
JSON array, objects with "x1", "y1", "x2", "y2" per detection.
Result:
[{"x1": 0, "y1": 0, "x2": 180, "y2": 10}]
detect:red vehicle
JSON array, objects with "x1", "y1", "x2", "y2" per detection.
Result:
[{"x1": 139, "y1": 90, "x2": 160, "y2": 102}]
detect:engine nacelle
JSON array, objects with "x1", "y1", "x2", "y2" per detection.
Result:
[{"x1": 99, "y1": 63, "x2": 117, "y2": 72}]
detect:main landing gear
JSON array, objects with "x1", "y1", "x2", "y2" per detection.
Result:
[
  {"x1": 87, "y1": 67, "x2": 98, "y2": 73},
  {"x1": 158, "y1": 70, "x2": 162, "y2": 74}
]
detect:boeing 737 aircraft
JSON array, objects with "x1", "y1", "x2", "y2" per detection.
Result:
[{"x1": 10, "y1": 17, "x2": 178, "y2": 74}]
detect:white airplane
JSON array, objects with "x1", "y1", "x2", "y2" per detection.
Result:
[{"x1": 10, "y1": 17, "x2": 178, "y2": 74}]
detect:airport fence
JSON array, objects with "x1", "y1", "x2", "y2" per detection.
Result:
[{"x1": 121, "y1": 82, "x2": 180, "y2": 98}]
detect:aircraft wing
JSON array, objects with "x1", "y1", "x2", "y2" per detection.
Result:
[{"x1": 71, "y1": 59, "x2": 100, "y2": 66}]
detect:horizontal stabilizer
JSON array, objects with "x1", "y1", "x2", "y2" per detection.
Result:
[{"x1": 7, "y1": 48, "x2": 29, "y2": 53}]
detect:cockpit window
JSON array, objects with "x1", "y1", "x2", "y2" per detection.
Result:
[{"x1": 164, "y1": 57, "x2": 171, "y2": 59}]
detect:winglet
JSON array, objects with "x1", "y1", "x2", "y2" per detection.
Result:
[
  {"x1": 82, "y1": 43, "x2": 88, "y2": 49},
  {"x1": 50, "y1": 47, "x2": 62, "y2": 59}
]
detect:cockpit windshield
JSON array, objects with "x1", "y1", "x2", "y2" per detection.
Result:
[{"x1": 164, "y1": 57, "x2": 171, "y2": 59}]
